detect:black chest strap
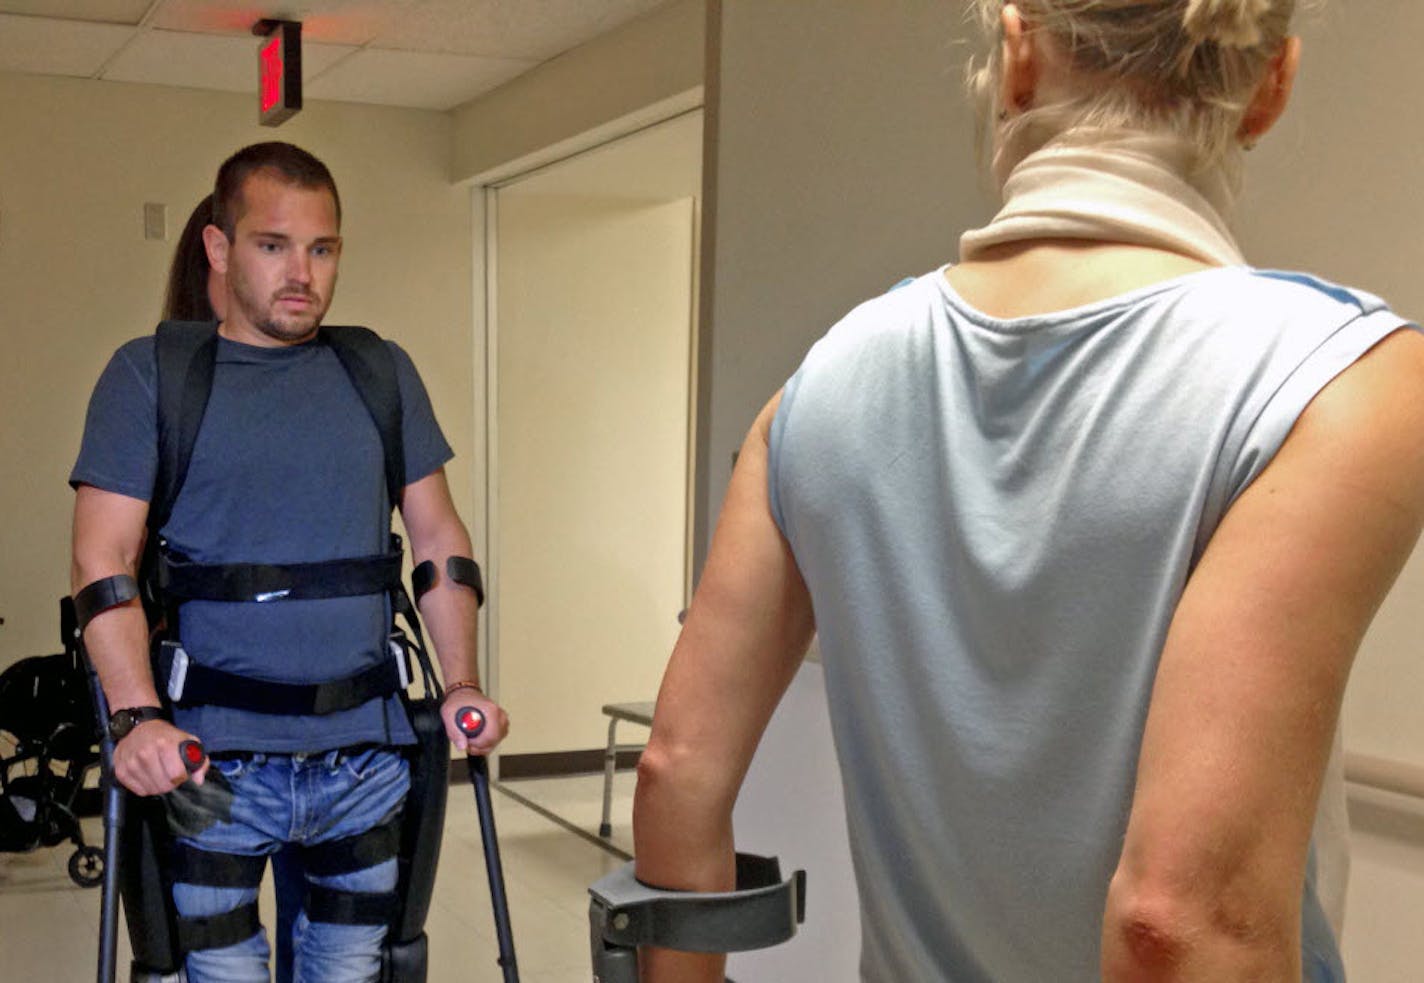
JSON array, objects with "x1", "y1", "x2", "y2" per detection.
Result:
[{"x1": 157, "y1": 548, "x2": 404, "y2": 603}]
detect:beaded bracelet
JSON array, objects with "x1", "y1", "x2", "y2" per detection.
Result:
[{"x1": 445, "y1": 679, "x2": 484, "y2": 698}]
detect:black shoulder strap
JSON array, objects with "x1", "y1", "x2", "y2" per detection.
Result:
[
  {"x1": 153, "y1": 320, "x2": 219, "y2": 532},
  {"x1": 151, "y1": 323, "x2": 405, "y2": 532},
  {"x1": 321, "y1": 325, "x2": 406, "y2": 510}
]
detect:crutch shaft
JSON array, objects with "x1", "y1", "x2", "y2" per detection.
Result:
[{"x1": 456, "y1": 706, "x2": 519, "y2": 982}]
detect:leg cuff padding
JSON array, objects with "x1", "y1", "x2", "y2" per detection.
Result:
[
  {"x1": 170, "y1": 842, "x2": 267, "y2": 888},
  {"x1": 176, "y1": 901, "x2": 261, "y2": 952},
  {"x1": 305, "y1": 885, "x2": 399, "y2": 926},
  {"x1": 301, "y1": 818, "x2": 400, "y2": 877}
]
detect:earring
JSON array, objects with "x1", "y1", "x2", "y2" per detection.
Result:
[{"x1": 997, "y1": 110, "x2": 1009, "y2": 122}]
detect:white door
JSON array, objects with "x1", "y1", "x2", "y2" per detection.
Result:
[{"x1": 489, "y1": 113, "x2": 701, "y2": 763}]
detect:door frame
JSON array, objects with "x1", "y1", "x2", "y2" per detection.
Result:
[{"x1": 464, "y1": 89, "x2": 704, "y2": 774}]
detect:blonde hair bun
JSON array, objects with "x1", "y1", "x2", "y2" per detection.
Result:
[{"x1": 1183, "y1": 0, "x2": 1272, "y2": 48}]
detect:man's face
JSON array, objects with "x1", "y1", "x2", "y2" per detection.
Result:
[{"x1": 207, "y1": 171, "x2": 342, "y2": 346}]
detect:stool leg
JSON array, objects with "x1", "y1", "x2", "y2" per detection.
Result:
[{"x1": 600, "y1": 717, "x2": 619, "y2": 838}]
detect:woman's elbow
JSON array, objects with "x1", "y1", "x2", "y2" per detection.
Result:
[
  {"x1": 633, "y1": 737, "x2": 738, "y2": 889},
  {"x1": 634, "y1": 737, "x2": 735, "y2": 818},
  {"x1": 1102, "y1": 865, "x2": 1300, "y2": 982}
]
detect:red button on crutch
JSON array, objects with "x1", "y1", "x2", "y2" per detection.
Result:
[
  {"x1": 178, "y1": 739, "x2": 206, "y2": 773},
  {"x1": 455, "y1": 707, "x2": 486, "y2": 738}
]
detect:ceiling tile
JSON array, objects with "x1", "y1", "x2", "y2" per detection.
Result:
[
  {"x1": 150, "y1": 0, "x2": 419, "y2": 45},
  {"x1": 305, "y1": 47, "x2": 533, "y2": 111},
  {"x1": 372, "y1": 0, "x2": 671, "y2": 59},
  {"x1": 0, "y1": 0, "x2": 151, "y2": 24},
  {"x1": 0, "y1": 0, "x2": 680, "y2": 111},
  {"x1": 0, "y1": 13, "x2": 132, "y2": 76},
  {"x1": 102, "y1": 29, "x2": 356, "y2": 93}
]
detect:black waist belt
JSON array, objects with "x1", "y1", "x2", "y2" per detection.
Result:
[
  {"x1": 156, "y1": 643, "x2": 408, "y2": 715},
  {"x1": 158, "y1": 549, "x2": 404, "y2": 603}
]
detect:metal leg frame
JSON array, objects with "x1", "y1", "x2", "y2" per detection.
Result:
[
  {"x1": 588, "y1": 854, "x2": 806, "y2": 983},
  {"x1": 599, "y1": 717, "x2": 619, "y2": 839},
  {"x1": 598, "y1": 704, "x2": 654, "y2": 840}
]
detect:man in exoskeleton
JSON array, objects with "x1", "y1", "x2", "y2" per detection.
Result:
[{"x1": 70, "y1": 140, "x2": 507, "y2": 982}]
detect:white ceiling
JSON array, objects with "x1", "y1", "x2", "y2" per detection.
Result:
[{"x1": 0, "y1": 0, "x2": 675, "y2": 111}]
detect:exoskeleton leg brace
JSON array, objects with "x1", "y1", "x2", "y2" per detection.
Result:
[{"x1": 74, "y1": 568, "x2": 451, "y2": 983}]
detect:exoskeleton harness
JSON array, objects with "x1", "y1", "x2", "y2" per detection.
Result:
[{"x1": 77, "y1": 320, "x2": 484, "y2": 982}]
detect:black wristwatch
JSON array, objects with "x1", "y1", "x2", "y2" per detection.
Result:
[{"x1": 108, "y1": 706, "x2": 164, "y2": 741}]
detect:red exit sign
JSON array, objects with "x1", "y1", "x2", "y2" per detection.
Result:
[{"x1": 255, "y1": 20, "x2": 302, "y2": 126}]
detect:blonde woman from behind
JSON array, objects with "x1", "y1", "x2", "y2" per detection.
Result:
[{"x1": 634, "y1": 2, "x2": 1424, "y2": 981}]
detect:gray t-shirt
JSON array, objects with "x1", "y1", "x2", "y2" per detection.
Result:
[
  {"x1": 71, "y1": 330, "x2": 453, "y2": 754},
  {"x1": 769, "y1": 266, "x2": 1416, "y2": 981}
]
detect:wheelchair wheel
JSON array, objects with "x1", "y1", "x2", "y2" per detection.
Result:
[{"x1": 68, "y1": 844, "x2": 103, "y2": 887}]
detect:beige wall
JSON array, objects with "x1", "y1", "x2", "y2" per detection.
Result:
[
  {"x1": 697, "y1": 0, "x2": 997, "y2": 567},
  {"x1": 702, "y1": 1, "x2": 1424, "y2": 978},
  {"x1": 0, "y1": 72, "x2": 474, "y2": 667},
  {"x1": 450, "y1": 0, "x2": 704, "y2": 184}
]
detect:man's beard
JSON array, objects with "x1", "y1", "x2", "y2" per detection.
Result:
[{"x1": 234, "y1": 282, "x2": 327, "y2": 343}]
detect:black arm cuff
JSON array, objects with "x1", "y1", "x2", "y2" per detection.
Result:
[
  {"x1": 411, "y1": 556, "x2": 484, "y2": 608},
  {"x1": 73, "y1": 574, "x2": 141, "y2": 632},
  {"x1": 446, "y1": 556, "x2": 484, "y2": 607}
]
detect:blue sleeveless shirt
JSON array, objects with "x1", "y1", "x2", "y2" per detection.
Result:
[{"x1": 768, "y1": 266, "x2": 1416, "y2": 981}]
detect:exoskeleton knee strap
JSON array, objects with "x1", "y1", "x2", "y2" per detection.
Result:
[
  {"x1": 73, "y1": 574, "x2": 141, "y2": 632},
  {"x1": 301, "y1": 819, "x2": 401, "y2": 877},
  {"x1": 169, "y1": 841, "x2": 268, "y2": 952},
  {"x1": 299, "y1": 821, "x2": 403, "y2": 926},
  {"x1": 411, "y1": 556, "x2": 485, "y2": 608},
  {"x1": 305, "y1": 885, "x2": 400, "y2": 926},
  {"x1": 176, "y1": 903, "x2": 262, "y2": 953},
  {"x1": 170, "y1": 842, "x2": 267, "y2": 888}
]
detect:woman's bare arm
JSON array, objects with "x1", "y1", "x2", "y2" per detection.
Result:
[
  {"x1": 633, "y1": 391, "x2": 816, "y2": 982},
  {"x1": 1103, "y1": 328, "x2": 1424, "y2": 980}
]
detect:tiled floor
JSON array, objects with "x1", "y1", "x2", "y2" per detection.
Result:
[{"x1": 0, "y1": 768, "x2": 635, "y2": 982}]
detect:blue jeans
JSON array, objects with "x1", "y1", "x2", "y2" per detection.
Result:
[{"x1": 165, "y1": 746, "x2": 411, "y2": 983}]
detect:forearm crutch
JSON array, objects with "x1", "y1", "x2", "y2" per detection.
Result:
[
  {"x1": 81, "y1": 661, "x2": 123, "y2": 983},
  {"x1": 588, "y1": 853, "x2": 806, "y2": 983},
  {"x1": 456, "y1": 706, "x2": 519, "y2": 982},
  {"x1": 71, "y1": 586, "x2": 206, "y2": 983}
]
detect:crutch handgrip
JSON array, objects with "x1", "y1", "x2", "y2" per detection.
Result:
[
  {"x1": 178, "y1": 739, "x2": 206, "y2": 773},
  {"x1": 455, "y1": 706, "x2": 486, "y2": 739}
]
